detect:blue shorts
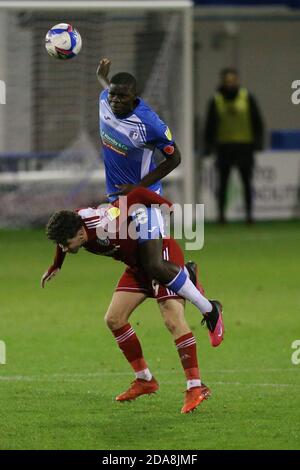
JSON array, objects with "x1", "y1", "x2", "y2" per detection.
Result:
[{"x1": 132, "y1": 207, "x2": 165, "y2": 243}]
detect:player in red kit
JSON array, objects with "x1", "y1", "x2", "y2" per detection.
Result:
[{"x1": 41, "y1": 187, "x2": 223, "y2": 413}]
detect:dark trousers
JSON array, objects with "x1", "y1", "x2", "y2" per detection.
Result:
[{"x1": 216, "y1": 143, "x2": 254, "y2": 222}]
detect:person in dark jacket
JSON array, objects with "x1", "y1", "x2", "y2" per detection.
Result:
[{"x1": 204, "y1": 68, "x2": 264, "y2": 224}]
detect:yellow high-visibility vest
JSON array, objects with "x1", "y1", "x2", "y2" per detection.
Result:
[{"x1": 215, "y1": 87, "x2": 253, "y2": 144}]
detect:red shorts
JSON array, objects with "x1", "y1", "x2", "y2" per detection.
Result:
[{"x1": 116, "y1": 238, "x2": 185, "y2": 302}]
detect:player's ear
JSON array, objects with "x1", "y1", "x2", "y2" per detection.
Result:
[{"x1": 78, "y1": 227, "x2": 85, "y2": 240}]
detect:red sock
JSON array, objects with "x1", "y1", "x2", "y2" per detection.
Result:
[
  {"x1": 175, "y1": 332, "x2": 201, "y2": 389},
  {"x1": 112, "y1": 323, "x2": 148, "y2": 374}
]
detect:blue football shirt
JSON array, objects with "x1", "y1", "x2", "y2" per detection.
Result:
[{"x1": 99, "y1": 89, "x2": 175, "y2": 201}]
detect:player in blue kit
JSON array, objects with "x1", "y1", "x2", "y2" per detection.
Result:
[
  {"x1": 96, "y1": 58, "x2": 224, "y2": 346},
  {"x1": 97, "y1": 58, "x2": 180, "y2": 201}
]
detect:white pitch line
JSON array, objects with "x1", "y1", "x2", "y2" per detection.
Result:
[
  {"x1": 207, "y1": 233, "x2": 300, "y2": 243},
  {"x1": 210, "y1": 381, "x2": 299, "y2": 389},
  {"x1": 204, "y1": 369, "x2": 300, "y2": 373},
  {"x1": 0, "y1": 371, "x2": 299, "y2": 388},
  {"x1": 0, "y1": 371, "x2": 132, "y2": 381},
  {"x1": 0, "y1": 367, "x2": 298, "y2": 381}
]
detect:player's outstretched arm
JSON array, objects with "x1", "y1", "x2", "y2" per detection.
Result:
[
  {"x1": 40, "y1": 266, "x2": 60, "y2": 288},
  {"x1": 40, "y1": 245, "x2": 66, "y2": 288},
  {"x1": 96, "y1": 57, "x2": 111, "y2": 89}
]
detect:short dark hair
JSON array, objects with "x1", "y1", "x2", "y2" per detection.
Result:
[
  {"x1": 220, "y1": 67, "x2": 238, "y2": 79},
  {"x1": 46, "y1": 210, "x2": 83, "y2": 245},
  {"x1": 110, "y1": 72, "x2": 137, "y2": 92}
]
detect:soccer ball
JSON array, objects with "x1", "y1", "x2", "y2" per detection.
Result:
[{"x1": 45, "y1": 23, "x2": 82, "y2": 60}]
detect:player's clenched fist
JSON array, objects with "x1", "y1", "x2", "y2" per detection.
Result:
[{"x1": 96, "y1": 58, "x2": 111, "y2": 87}]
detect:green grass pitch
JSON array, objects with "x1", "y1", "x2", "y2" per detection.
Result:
[{"x1": 0, "y1": 222, "x2": 300, "y2": 450}]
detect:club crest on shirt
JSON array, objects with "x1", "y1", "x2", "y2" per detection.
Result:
[{"x1": 129, "y1": 130, "x2": 139, "y2": 140}]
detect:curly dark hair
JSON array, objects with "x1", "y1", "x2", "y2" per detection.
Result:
[{"x1": 46, "y1": 210, "x2": 84, "y2": 245}]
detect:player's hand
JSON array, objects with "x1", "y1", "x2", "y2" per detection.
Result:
[
  {"x1": 96, "y1": 58, "x2": 111, "y2": 82},
  {"x1": 107, "y1": 184, "x2": 137, "y2": 197},
  {"x1": 41, "y1": 266, "x2": 60, "y2": 288}
]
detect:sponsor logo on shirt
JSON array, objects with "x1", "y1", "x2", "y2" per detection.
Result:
[{"x1": 101, "y1": 130, "x2": 128, "y2": 157}]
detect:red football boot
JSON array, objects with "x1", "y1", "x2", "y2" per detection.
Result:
[
  {"x1": 202, "y1": 300, "x2": 224, "y2": 347},
  {"x1": 116, "y1": 377, "x2": 159, "y2": 402},
  {"x1": 181, "y1": 383, "x2": 211, "y2": 414}
]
